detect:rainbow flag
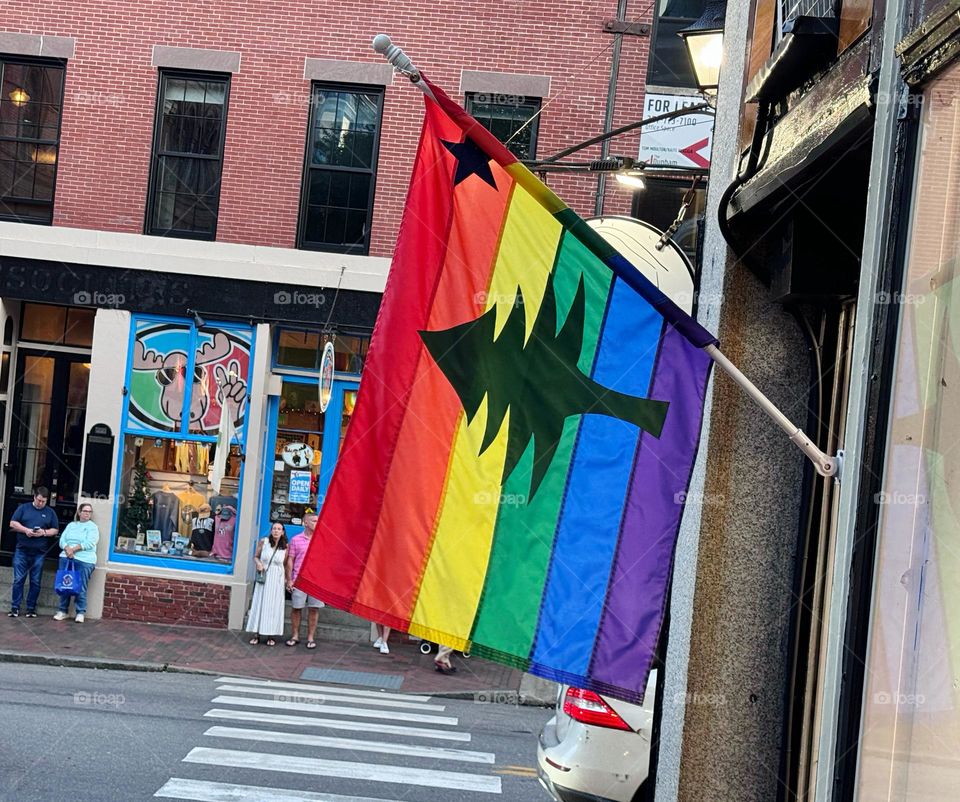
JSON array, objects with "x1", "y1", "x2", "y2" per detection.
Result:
[{"x1": 296, "y1": 77, "x2": 716, "y2": 702}]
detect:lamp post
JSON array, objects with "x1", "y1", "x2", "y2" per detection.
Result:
[{"x1": 678, "y1": 0, "x2": 726, "y2": 94}]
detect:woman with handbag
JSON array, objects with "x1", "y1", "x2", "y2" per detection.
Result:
[
  {"x1": 53, "y1": 503, "x2": 99, "y2": 623},
  {"x1": 245, "y1": 523, "x2": 287, "y2": 646}
]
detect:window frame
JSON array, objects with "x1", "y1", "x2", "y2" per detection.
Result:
[
  {"x1": 109, "y1": 313, "x2": 256, "y2": 574},
  {"x1": 464, "y1": 92, "x2": 542, "y2": 160},
  {"x1": 296, "y1": 81, "x2": 385, "y2": 255},
  {"x1": 144, "y1": 68, "x2": 231, "y2": 241},
  {"x1": 0, "y1": 55, "x2": 66, "y2": 225}
]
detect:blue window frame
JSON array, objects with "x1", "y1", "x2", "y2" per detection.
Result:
[{"x1": 109, "y1": 314, "x2": 255, "y2": 575}]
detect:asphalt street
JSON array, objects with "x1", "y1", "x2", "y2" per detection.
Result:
[{"x1": 0, "y1": 663, "x2": 552, "y2": 802}]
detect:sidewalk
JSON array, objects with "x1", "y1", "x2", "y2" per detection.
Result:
[{"x1": 0, "y1": 614, "x2": 524, "y2": 698}]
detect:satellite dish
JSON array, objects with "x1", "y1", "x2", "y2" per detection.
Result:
[{"x1": 586, "y1": 216, "x2": 695, "y2": 314}]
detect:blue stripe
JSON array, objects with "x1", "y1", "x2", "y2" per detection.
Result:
[{"x1": 530, "y1": 277, "x2": 662, "y2": 676}]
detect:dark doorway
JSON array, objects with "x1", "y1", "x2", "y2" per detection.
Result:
[{"x1": 2, "y1": 350, "x2": 90, "y2": 560}]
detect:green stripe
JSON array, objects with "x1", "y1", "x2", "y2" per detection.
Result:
[{"x1": 469, "y1": 232, "x2": 612, "y2": 659}]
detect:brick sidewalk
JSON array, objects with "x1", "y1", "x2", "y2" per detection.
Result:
[{"x1": 0, "y1": 615, "x2": 523, "y2": 696}]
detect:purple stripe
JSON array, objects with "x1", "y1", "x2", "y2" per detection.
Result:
[{"x1": 589, "y1": 326, "x2": 712, "y2": 699}]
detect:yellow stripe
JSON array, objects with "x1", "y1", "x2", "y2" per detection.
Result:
[
  {"x1": 505, "y1": 162, "x2": 567, "y2": 214},
  {"x1": 485, "y1": 184, "x2": 563, "y2": 340},
  {"x1": 411, "y1": 397, "x2": 509, "y2": 650}
]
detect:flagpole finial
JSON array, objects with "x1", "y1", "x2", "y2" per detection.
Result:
[{"x1": 372, "y1": 34, "x2": 421, "y2": 81}]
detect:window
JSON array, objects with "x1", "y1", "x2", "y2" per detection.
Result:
[
  {"x1": 146, "y1": 71, "x2": 229, "y2": 239},
  {"x1": 776, "y1": 0, "x2": 836, "y2": 42},
  {"x1": 298, "y1": 84, "x2": 383, "y2": 254},
  {"x1": 20, "y1": 303, "x2": 94, "y2": 347},
  {"x1": 275, "y1": 329, "x2": 369, "y2": 374},
  {"x1": 646, "y1": 0, "x2": 707, "y2": 88},
  {"x1": 114, "y1": 316, "x2": 253, "y2": 572},
  {"x1": 465, "y1": 93, "x2": 541, "y2": 160},
  {"x1": 0, "y1": 57, "x2": 65, "y2": 224}
]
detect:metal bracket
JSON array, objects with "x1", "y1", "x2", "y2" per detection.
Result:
[{"x1": 602, "y1": 20, "x2": 651, "y2": 35}]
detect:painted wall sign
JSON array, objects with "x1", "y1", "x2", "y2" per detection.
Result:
[
  {"x1": 638, "y1": 92, "x2": 714, "y2": 168},
  {"x1": 318, "y1": 341, "x2": 335, "y2": 413}
]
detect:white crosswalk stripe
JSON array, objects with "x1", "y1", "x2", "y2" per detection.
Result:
[
  {"x1": 203, "y1": 707, "x2": 472, "y2": 742},
  {"x1": 203, "y1": 725, "x2": 495, "y2": 763},
  {"x1": 215, "y1": 683, "x2": 448, "y2": 711},
  {"x1": 152, "y1": 675, "x2": 507, "y2": 800},
  {"x1": 214, "y1": 676, "x2": 433, "y2": 703},
  {"x1": 155, "y1": 777, "x2": 403, "y2": 801},
  {"x1": 211, "y1": 694, "x2": 458, "y2": 725},
  {"x1": 182, "y1": 747, "x2": 502, "y2": 794}
]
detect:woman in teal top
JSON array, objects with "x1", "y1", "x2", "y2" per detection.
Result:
[{"x1": 54, "y1": 503, "x2": 99, "y2": 623}]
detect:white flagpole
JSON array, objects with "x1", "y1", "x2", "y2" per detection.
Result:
[{"x1": 371, "y1": 35, "x2": 841, "y2": 481}]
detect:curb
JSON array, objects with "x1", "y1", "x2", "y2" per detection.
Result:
[
  {"x1": 0, "y1": 651, "x2": 545, "y2": 705},
  {"x1": 0, "y1": 649, "x2": 219, "y2": 677}
]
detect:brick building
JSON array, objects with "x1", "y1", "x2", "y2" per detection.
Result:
[{"x1": 0, "y1": 2, "x2": 705, "y2": 629}]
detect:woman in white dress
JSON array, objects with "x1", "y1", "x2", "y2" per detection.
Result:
[{"x1": 246, "y1": 523, "x2": 288, "y2": 646}]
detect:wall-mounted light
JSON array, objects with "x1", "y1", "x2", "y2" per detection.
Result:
[
  {"x1": 8, "y1": 87, "x2": 30, "y2": 106},
  {"x1": 615, "y1": 172, "x2": 646, "y2": 190},
  {"x1": 678, "y1": 0, "x2": 726, "y2": 94}
]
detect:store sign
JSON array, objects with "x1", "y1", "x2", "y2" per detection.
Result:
[
  {"x1": 638, "y1": 92, "x2": 714, "y2": 168},
  {"x1": 318, "y1": 341, "x2": 335, "y2": 413},
  {"x1": 282, "y1": 442, "x2": 315, "y2": 468},
  {"x1": 288, "y1": 470, "x2": 312, "y2": 504}
]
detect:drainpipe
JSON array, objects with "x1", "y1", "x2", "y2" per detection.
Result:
[{"x1": 596, "y1": 0, "x2": 629, "y2": 215}]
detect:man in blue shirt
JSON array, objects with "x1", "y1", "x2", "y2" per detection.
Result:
[{"x1": 8, "y1": 486, "x2": 60, "y2": 618}]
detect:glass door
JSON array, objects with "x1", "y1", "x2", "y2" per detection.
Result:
[
  {"x1": 2, "y1": 351, "x2": 90, "y2": 557},
  {"x1": 260, "y1": 378, "x2": 359, "y2": 538}
]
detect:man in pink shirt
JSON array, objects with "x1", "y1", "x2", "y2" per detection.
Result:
[{"x1": 285, "y1": 513, "x2": 323, "y2": 649}]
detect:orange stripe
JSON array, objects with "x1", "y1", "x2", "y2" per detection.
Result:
[{"x1": 353, "y1": 164, "x2": 514, "y2": 620}]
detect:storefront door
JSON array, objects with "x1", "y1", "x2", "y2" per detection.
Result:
[
  {"x1": 1, "y1": 350, "x2": 90, "y2": 558},
  {"x1": 260, "y1": 377, "x2": 359, "y2": 538}
]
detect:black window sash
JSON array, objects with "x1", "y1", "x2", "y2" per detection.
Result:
[
  {"x1": 297, "y1": 83, "x2": 383, "y2": 255},
  {"x1": 145, "y1": 70, "x2": 230, "y2": 240}
]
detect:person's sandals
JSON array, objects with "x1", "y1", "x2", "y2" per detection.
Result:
[
  {"x1": 266, "y1": 638, "x2": 277, "y2": 647},
  {"x1": 248, "y1": 636, "x2": 260, "y2": 645},
  {"x1": 306, "y1": 640, "x2": 317, "y2": 649},
  {"x1": 285, "y1": 638, "x2": 299, "y2": 647},
  {"x1": 434, "y1": 662, "x2": 457, "y2": 674}
]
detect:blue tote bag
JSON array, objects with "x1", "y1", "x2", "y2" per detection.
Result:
[{"x1": 55, "y1": 559, "x2": 82, "y2": 596}]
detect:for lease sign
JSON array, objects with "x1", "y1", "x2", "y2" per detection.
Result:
[{"x1": 638, "y1": 92, "x2": 714, "y2": 168}]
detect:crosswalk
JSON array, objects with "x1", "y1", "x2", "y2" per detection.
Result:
[{"x1": 153, "y1": 675, "x2": 509, "y2": 801}]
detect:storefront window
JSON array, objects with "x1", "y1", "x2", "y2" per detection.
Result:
[
  {"x1": 114, "y1": 435, "x2": 241, "y2": 563},
  {"x1": 855, "y1": 63, "x2": 960, "y2": 799},
  {"x1": 20, "y1": 303, "x2": 94, "y2": 347},
  {"x1": 275, "y1": 329, "x2": 368, "y2": 374},
  {"x1": 269, "y1": 380, "x2": 325, "y2": 527},
  {"x1": 113, "y1": 316, "x2": 253, "y2": 569}
]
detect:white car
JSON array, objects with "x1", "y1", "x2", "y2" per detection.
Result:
[{"x1": 537, "y1": 671, "x2": 657, "y2": 802}]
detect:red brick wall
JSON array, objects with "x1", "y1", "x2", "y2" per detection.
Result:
[
  {"x1": 3, "y1": 1, "x2": 652, "y2": 256},
  {"x1": 102, "y1": 573, "x2": 230, "y2": 628}
]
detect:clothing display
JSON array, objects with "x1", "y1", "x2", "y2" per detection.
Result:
[
  {"x1": 150, "y1": 490, "x2": 181, "y2": 542},
  {"x1": 176, "y1": 487, "x2": 206, "y2": 537},
  {"x1": 189, "y1": 514, "x2": 215, "y2": 553},
  {"x1": 209, "y1": 495, "x2": 239, "y2": 515},
  {"x1": 210, "y1": 505, "x2": 237, "y2": 559}
]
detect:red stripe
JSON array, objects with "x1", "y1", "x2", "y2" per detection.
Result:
[
  {"x1": 353, "y1": 160, "x2": 513, "y2": 624},
  {"x1": 296, "y1": 101, "x2": 463, "y2": 604}
]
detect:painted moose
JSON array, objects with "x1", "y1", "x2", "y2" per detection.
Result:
[{"x1": 133, "y1": 331, "x2": 247, "y2": 431}]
